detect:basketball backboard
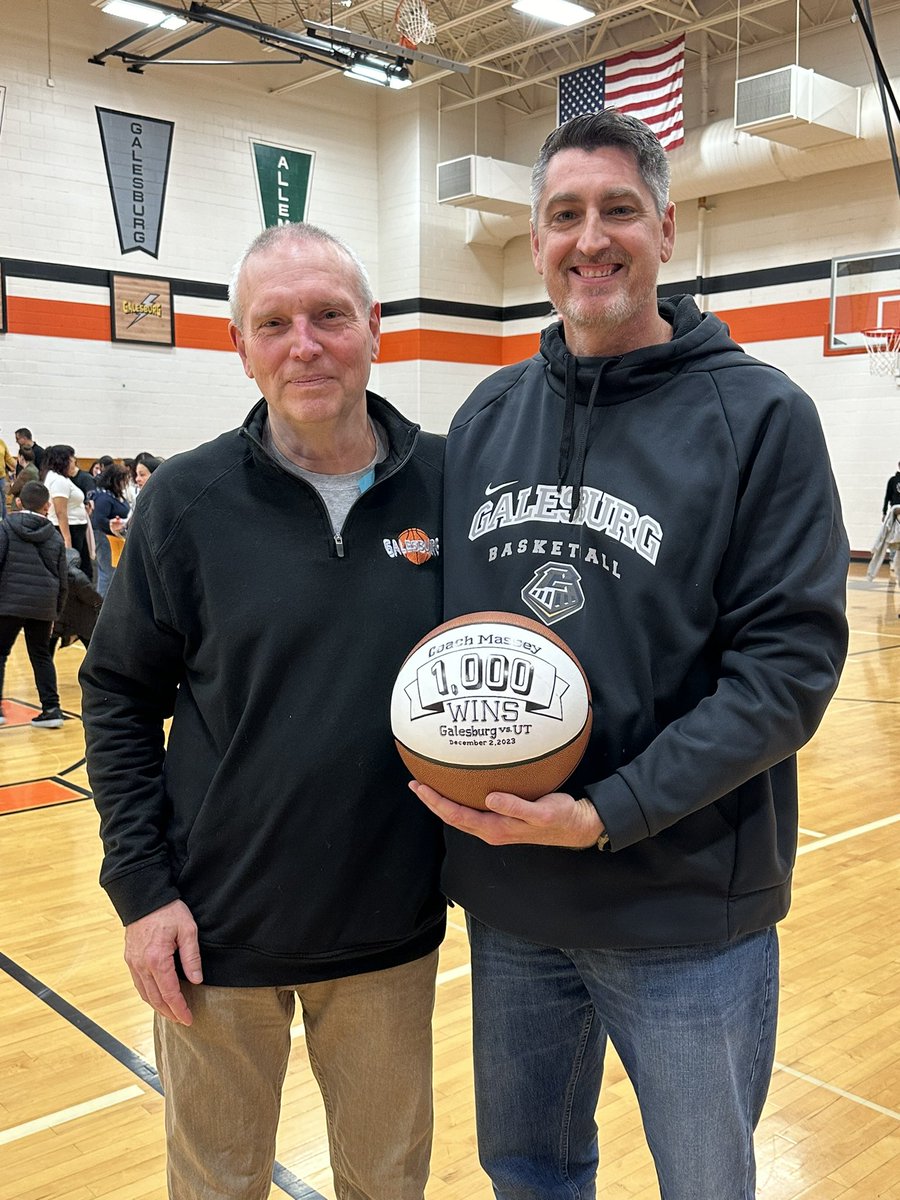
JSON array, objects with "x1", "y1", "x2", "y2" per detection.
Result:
[{"x1": 828, "y1": 249, "x2": 900, "y2": 352}]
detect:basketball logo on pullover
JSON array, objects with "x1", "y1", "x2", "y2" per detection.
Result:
[{"x1": 383, "y1": 527, "x2": 440, "y2": 564}]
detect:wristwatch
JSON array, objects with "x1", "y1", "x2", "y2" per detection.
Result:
[{"x1": 578, "y1": 798, "x2": 610, "y2": 851}]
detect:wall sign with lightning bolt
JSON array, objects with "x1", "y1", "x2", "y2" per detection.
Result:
[{"x1": 110, "y1": 273, "x2": 174, "y2": 345}]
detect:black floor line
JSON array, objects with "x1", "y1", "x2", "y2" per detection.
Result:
[{"x1": 0, "y1": 950, "x2": 325, "y2": 1199}]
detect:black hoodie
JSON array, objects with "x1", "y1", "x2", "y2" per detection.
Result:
[
  {"x1": 441, "y1": 295, "x2": 849, "y2": 949},
  {"x1": 0, "y1": 510, "x2": 68, "y2": 622}
]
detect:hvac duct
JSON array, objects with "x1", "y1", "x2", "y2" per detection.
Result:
[{"x1": 669, "y1": 74, "x2": 897, "y2": 201}]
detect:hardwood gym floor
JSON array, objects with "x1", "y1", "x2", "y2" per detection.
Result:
[{"x1": 1, "y1": 563, "x2": 898, "y2": 1199}]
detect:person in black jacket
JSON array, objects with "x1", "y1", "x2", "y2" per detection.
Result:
[
  {"x1": 883, "y1": 460, "x2": 900, "y2": 516},
  {"x1": 0, "y1": 481, "x2": 68, "y2": 728},
  {"x1": 51, "y1": 547, "x2": 102, "y2": 653},
  {"x1": 80, "y1": 223, "x2": 445, "y2": 1200},
  {"x1": 14, "y1": 427, "x2": 44, "y2": 472},
  {"x1": 412, "y1": 110, "x2": 849, "y2": 1200}
]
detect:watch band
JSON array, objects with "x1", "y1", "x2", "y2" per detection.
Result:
[{"x1": 578, "y1": 797, "x2": 610, "y2": 851}]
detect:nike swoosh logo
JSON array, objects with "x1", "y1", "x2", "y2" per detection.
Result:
[{"x1": 485, "y1": 480, "x2": 518, "y2": 496}]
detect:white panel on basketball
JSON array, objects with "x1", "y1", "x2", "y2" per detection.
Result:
[{"x1": 392, "y1": 619, "x2": 587, "y2": 767}]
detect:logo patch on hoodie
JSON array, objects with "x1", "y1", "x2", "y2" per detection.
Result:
[
  {"x1": 383, "y1": 528, "x2": 440, "y2": 565},
  {"x1": 521, "y1": 562, "x2": 585, "y2": 625}
]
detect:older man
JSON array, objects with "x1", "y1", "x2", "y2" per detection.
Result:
[
  {"x1": 81, "y1": 223, "x2": 445, "y2": 1200},
  {"x1": 414, "y1": 110, "x2": 849, "y2": 1199}
]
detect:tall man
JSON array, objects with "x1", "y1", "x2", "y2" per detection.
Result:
[
  {"x1": 414, "y1": 111, "x2": 849, "y2": 1199},
  {"x1": 81, "y1": 223, "x2": 445, "y2": 1200}
]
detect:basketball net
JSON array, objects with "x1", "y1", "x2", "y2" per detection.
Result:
[
  {"x1": 394, "y1": 0, "x2": 437, "y2": 48},
  {"x1": 862, "y1": 328, "x2": 900, "y2": 377}
]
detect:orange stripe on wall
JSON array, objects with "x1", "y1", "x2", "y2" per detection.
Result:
[
  {"x1": 8, "y1": 296, "x2": 111, "y2": 341},
  {"x1": 4, "y1": 294, "x2": 835, "y2": 360},
  {"x1": 174, "y1": 313, "x2": 235, "y2": 351},
  {"x1": 714, "y1": 298, "x2": 830, "y2": 344},
  {"x1": 378, "y1": 329, "x2": 506, "y2": 364},
  {"x1": 501, "y1": 333, "x2": 541, "y2": 363}
]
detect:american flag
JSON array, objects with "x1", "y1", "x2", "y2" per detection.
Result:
[{"x1": 557, "y1": 36, "x2": 685, "y2": 150}]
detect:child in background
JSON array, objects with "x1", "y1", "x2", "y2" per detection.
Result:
[{"x1": 0, "y1": 481, "x2": 68, "y2": 728}]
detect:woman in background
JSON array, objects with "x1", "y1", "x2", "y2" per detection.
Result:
[
  {"x1": 134, "y1": 454, "x2": 163, "y2": 493},
  {"x1": 89, "y1": 463, "x2": 131, "y2": 597},
  {"x1": 41, "y1": 445, "x2": 92, "y2": 578}
]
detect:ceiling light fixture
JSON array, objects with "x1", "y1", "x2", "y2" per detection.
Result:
[
  {"x1": 101, "y1": 1, "x2": 187, "y2": 30},
  {"x1": 511, "y1": 0, "x2": 592, "y2": 27},
  {"x1": 344, "y1": 59, "x2": 411, "y2": 88}
]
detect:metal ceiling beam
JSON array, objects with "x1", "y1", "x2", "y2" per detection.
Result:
[
  {"x1": 88, "y1": 0, "x2": 466, "y2": 81},
  {"x1": 429, "y1": 0, "x2": 815, "y2": 107}
]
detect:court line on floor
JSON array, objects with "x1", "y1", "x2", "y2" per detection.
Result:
[
  {"x1": 429, "y1": 957, "x2": 900, "y2": 1125},
  {"x1": 4, "y1": 821, "x2": 892, "y2": 1182},
  {"x1": 0, "y1": 950, "x2": 325, "y2": 1199},
  {"x1": 773, "y1": 1062, "x2": 900, "y2": 1121},
  {"x1": 0, "y1": 1086, "x2": 144, "y2": 1146},
  {"x1": 796, "y1": 812, "x2": 900, "y2": 854},
  {"x1": 57, "y1": 756, "x2": 87, "y2": 777}
]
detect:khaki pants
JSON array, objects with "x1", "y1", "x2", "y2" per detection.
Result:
[{"x1": 154, "y1": 950, "x2": 438, "y2": 1200}]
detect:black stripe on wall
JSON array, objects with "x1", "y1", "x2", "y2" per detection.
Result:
[
  {"x1": 1, "y1": 259, "x2": 228, "y2": 301},
  {"x1": 3, "y1": 255, "x2": 894, "y2": 321}
]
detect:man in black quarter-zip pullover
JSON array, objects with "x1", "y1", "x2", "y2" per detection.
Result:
[
  {"x1": 81, "y1": 223, "x2": 445, "y2": 1200},
  {"x1": 412, "y1": 110, "x2": 849, "y2": 1200}
]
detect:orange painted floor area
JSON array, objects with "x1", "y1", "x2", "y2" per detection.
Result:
[
  {"x1": 0, "y1": 698, "x2": 43, "y2": 728},
  {"x1": 0, "y1": 777, "x2": 87, "y2": 814}
]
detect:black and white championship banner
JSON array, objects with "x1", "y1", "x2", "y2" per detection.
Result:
[{"x1": 97, "y1": 108, "x2": 174, "y2": 257}]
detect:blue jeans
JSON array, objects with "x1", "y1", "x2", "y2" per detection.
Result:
[
  {"x1": 94, "y1": 530, "x2": 113, "y2": 597},
  {"x1": 467, "y1": 916, "x2": 779, "y2": 1200}
]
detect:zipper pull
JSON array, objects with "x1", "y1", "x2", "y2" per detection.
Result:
[{"x1": 334, "y1": 533, "x2": 345, "y2": 558}]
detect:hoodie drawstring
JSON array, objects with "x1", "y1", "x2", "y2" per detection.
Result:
[
  {"x1": 558, "y1": 360, "x2": 604, "y2": 519},
  {"x1": 557, "y1": 355, "x2": 577, "y2": 490}
]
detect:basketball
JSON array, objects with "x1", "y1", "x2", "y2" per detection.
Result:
[{"x1": 391, "y1": 611, "x2": 592, "y2": 810}]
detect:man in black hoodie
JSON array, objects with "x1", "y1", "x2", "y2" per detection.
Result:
[
  {"x1": 413, "y1": 111, "x2": 849, "y2": 1199},
  {"x1": 0, "y1": 480, "x2": 68, "y2": 728},
  {"x1": 81, "y1": 224, "x2": 444, "y2": 1200}
]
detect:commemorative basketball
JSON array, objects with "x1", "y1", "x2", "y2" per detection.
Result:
[{"x1": 391, "y1": 611, "x2": 592, "y2": 810}]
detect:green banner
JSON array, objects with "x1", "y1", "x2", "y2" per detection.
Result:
[{"x1": 251, "y1": 141, "x2": 315, "y2": 228}]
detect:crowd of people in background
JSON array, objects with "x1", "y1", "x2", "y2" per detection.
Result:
[{"x1": 0, "y1": 426, "x2": 164, "y2": 729}]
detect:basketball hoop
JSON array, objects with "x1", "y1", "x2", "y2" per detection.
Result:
[
  {"x1": 862, "y1": 327, "x2": 900, "y2": 377},
  {"x1": 394, "y1": 0, "x2": 437, "y2": 48}
]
